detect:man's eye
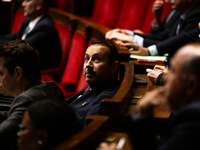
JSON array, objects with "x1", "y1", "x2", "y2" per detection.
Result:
[
  {"x1": 85, "y1": 57, "x2": 89, "y2": 61},
  {"x1": 94, "y1": 57, "x2": 101, "y2": 61}
]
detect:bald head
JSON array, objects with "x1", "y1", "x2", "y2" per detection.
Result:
[
  {"x1": 174, "y1": 43, "x2": 200, "y2": 78},
  {"x1": 165, "y1": 43, "x2": 200, "y2": 111}
]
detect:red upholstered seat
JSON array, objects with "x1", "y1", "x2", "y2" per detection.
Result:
[
  {"x1": 89, "y1": 0, "x2": 123, "y2": 28},
  {"x1": 42, "y1": 31, "x2": 86, "y2": 98},
  {"x1": 65, "y1": 68, "x2": 87, "y2": 99},
  {"x1": 41, "y1": 23, "x2": 70, "y2": 81},
  {"x1": 141, "y1": 0, "x2": 172, "y2": 33},
  {"x1": 61, "y1": 31, "x2": 85, "y2": 86},
  {"x1": 11, "y1": 9, "x2": 26, "y2": 33},
  {"x1": 54, "y1": 0, "x2": 69, "y2": 11},
  {"x1": 114, "y1": 0, "x2": 149, "y2": 30},
  {"x1": 74, "y1": 68, "x2": 87, "y2": 93}
]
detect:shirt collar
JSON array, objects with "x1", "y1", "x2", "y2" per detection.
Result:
[{"x1": 28, "y1": 14, "x2": 45, "y2": 32}]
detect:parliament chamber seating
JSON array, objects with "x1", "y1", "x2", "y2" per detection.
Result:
[
  {"x1": 53, "y1": 115, "x2": 110, "y2": 150},
  {"x1": 54, "y1": 0, "x2": 70, "y2": 12},
  {"x1": 11, "y1": 9, "x2": 26, "y2": 33},
  {"x1": 140, "y1": 0, "x2": 172, "y2": 33},
  {"x1": 80, "y1": 0, "x2": 123, "y2": 28},
  {"x1": 114, "y1": 0, "x2": 149, "y2": 30},
  {"x1": 3, "y1": 2, "x2": 171, "y2": 149}
]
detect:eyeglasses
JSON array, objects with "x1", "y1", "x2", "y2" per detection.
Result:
[{"x1": 18, "y1": 124, "x2": 35, "y2": 132}]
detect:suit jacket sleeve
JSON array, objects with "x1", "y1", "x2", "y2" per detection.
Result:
[
  {"x1": 156, "y1": 26, "x2": 200, "y2": 56},
  {"x1": 137, "y1": 3, "x2": 200, "y2": 47},
  {"x1": 0, "y1": 95, "x2": 33, "y2": 148},
  {"x1": 128, "y1": 113, "x2": 157, "y2": 150}
]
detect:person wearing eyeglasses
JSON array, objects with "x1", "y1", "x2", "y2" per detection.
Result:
[{"x1": 17, "y1": 100, "x2": 80, "y2": 150}]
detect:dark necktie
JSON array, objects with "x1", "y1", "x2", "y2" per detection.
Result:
[
  {"x1": 176, "y1": 18, "x2": 183, "y2": 35},
  {"x1": 23, "y1": 26, "x2": 30, "y2": 39},
  {"x1": 83, "y1": 87, "x2": 90, "y2": 95}
]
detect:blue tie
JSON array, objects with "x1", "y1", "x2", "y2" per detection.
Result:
[{"x1": 23, "y1": 26, "x2": 30, "y2": 39}]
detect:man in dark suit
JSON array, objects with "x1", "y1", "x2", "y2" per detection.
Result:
[
  {"x1": 122, "y1": 22, "x2": 200, "y2": 56},
  {"x1": 67, "y1": 40, "x2": 120, "y2": 126},
  {"x1": 0, "y1": 39, "x2": 65, "y2": 150},
  {"x1": 100, "y1": 43, "x2": 200, "y2": 150},
  {"x1": 106, "y1": 0, "x2": 200, "y2": 48},
  {"x1": 0, "y1": 0, "x2": 61, "y2": 70}
]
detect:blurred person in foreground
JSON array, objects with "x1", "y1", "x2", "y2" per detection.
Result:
[
  {"x1": 99, "y1": 43, "x2": 200, "y2": 150},
  {"x1": 17, "y1": 100, "x2": 80, "y2": 150}
]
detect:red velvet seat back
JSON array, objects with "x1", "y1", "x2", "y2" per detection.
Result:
[
  {"x1": 141, "y1": 0, "x2": 172, "y2": 33},
  {"x1": 90, "y1": 0, "x2": 123, "y2": 28},
  {"x1": 61, "y1": 31, "x2": 85, "y2": 85},
  {"x1": 115, "y1": 0, "x2": 149, "y2": 30},
  {"x1": 11, "y1": 10, "x2": 26, "y2": 33},
  {"x1": 55, "y1": 23, "x2": 70, "y2": 75},
  {"x1": 75, "y1": 68, "x2": 87, "y2": 93},
  {"x1": 54, "y1": 0, "x2": 69, "y2": 11}
]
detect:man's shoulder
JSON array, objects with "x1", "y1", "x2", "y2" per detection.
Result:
[
  {"x1": 171, "y1": 100, "x2": 200, "y2": 124},
  {"x1": 38, "y1": 14, "x2": 55, "y2": 26},
  {"x1": 20, "y1": 81, "x2": 64, "y2": 100}
]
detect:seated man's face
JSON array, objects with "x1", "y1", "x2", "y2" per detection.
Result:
[
  {"x1": 0, "y1": 57, "x2": 17, "y2": 97},
  {"x1": 84, "y1": 44, "x2": 115, "y2": 88},
  {"x1": 22, "y1": 0, "x2": 38, "y2": 18}
]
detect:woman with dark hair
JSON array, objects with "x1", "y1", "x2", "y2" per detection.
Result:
[{"x1": 17, "y1": 100, "x2": 81, "y2": 150}]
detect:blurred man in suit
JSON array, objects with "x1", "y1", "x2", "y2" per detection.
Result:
[
  {"x1": 106, "y1": 0, "x2": 200, "y2": 48},
  {"x1": 0, "y1": 0, "x2": 61, "y2": 70},
  {"x1": 67, "y1": 40, "x2": 120, "y2": 126}
]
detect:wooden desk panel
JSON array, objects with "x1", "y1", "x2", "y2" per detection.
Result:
[
  {"x1": 102, "y1": 132, "x2": 134, "y2": 150},
  {"x1": 125, "y1": 74, "x2": 171, "y2": 119},
  {"x1": 130, "y1": 60, "x2": 166, "y2": 74}
]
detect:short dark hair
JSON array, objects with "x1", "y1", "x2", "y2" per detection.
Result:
[
  {"x1": 0, "y1": 39, "x2": 41, "y2": 81},
  {"x1": 27, "y1": 100, "x2": 81, "y2": 149},
  {"x1": 91, "y1": 40, "x2": 120, "y2": 65}
]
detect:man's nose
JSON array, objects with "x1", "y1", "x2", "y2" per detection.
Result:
[{"x1": 86, "y1": 59, "x2": 93, "y2": 67}]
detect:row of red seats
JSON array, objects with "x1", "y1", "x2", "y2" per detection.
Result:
[
  {"x1": 11, "y1": 9, "x2": 87, "y2": 99},
  {"x1": 55, "y1": 0, "x2": 172, "y2": 33}
]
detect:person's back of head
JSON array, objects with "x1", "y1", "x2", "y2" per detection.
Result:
[
  {"x1": 0, "y1": 39, "x2": 41, "y2": 82},
  {"x1": 20, "y1": 100, "x2": 81, "y2": 150}
]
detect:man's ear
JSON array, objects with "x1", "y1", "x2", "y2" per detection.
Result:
[
  {"x1": 111, "y1": 61, "x2": 120, "y2": 74},
  {"x1": 14, "y1": 67, "x2": 23, "y2": 81},
  {"x1": 37, "y1": 129, "x2": 48, "y2": 147},
  {"x1": 186, "y1": 74, "x2": 198, "y2": 96},
  {"x1": 36, "y1": 0, "x2": 43, "y2": 11}
]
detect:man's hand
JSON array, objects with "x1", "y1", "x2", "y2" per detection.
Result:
[
  {"x1": 152, "y1": 0, "x2": 164, "y2": 25},
  {"x1": 133, "y1": 29, "x2": 144, "y2": 34},
  {"x1": 153, "y1": 65, "x2": 169, "y2": 74},
  {"x1": 105, "y1": 32, "x2": 133, "y2": 43},
  {"x1": 105, "y1": 29, "x2": 127, "y2": 39},
  {"x1": 121, "y1": 43, "x2": 150, "y2": 56},
  {"x1": 134, "y1": 87, "x2": 167, "y2": 116},
  {"x1": 98, "y1": 142, "x2": 117, "y2": 150},
  {"x1": 146, "y1": 68, "x2": 162, "y2": 84},
  {"x1": 146, "y1": 65, "x2": 168, "y2": 84}
]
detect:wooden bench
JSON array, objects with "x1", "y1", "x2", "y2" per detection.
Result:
[{"x1": 102, "y1": 61, "x2": 134, "y2": 131}]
